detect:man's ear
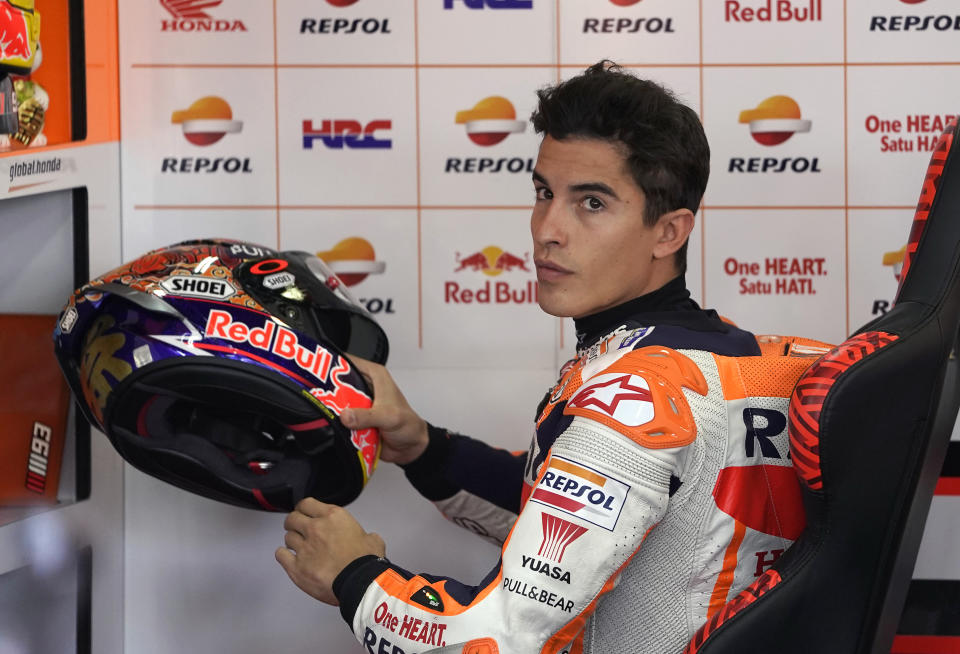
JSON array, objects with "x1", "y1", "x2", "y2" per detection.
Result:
[{"x1": 652, "y1": 209, "x2": 695, "y2": 260}]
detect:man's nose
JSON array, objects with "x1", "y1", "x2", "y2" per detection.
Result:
[{"x1": 532, "y1": 200, "x2": 567, "y2": 248}]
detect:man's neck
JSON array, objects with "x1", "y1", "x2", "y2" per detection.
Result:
[{"x1": 573, "y1": 275, "x2": 696, "y2": 351}]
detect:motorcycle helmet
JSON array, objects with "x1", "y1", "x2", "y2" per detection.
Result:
[{"x1": 53, "y1": 238, "x2": 389, "y2": 511}]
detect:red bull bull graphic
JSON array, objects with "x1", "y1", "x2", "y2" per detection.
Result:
[
  {"x1": 309, "y1": 358, "x2": 378, "y2": 481},
  {"x1": 454, "y1": 245, "x2": 530, "y2": 275},
  {"x1": 446, "y1": 245, "x2": 537, "y2": 304},
  {"x1": 0, "y1": 3, "x2": 33, "y2": 64}
]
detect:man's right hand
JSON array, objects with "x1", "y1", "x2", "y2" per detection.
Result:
[{"x1": 341, "y1": 357, "x2": 429, "y2": 466}]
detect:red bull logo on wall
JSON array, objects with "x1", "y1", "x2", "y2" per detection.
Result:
[
  {"x1": 455, "y1": 245, "x2": 530, "y2": 275},
  {"x1": 446, "y1": 245, "x2": 538, "y2": 304}
]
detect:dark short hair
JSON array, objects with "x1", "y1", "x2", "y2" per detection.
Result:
[{"x1": 530, "y1": 61, "x2": 709, "y2": 273}]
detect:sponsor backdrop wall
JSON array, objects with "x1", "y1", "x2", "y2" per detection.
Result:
[{"x1": 117, "y1": 1, "x2": 960, "y2": 652}]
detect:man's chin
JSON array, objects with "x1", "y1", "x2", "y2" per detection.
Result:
[{"x1": 536, "y1": 291, "x2": 578, "y2": 318}]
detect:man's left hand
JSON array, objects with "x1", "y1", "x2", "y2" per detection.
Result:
[{"x1": 275, "y1": 498, "x2": 386, "y2": 605}]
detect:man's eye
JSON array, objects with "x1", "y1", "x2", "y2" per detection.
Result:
[
  {"x1": 580, "y1": 196, "x2": 604, "y2": 211},
  {"x1": 535, "y1": 187, "x2": 552, "y2": 200}
]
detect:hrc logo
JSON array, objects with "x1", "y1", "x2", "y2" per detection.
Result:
[
  {"x1": 444, "y1": 0, "x2": 533, "y2": 8},
  {"x1": 302, "y1": 119, "x2": 392, "y2": 149}
]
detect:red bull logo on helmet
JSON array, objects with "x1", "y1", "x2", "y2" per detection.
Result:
[
  {"x1": 530, "y1": 456, "x2": 630, "y2": 531},
  {"x1": 203, "y1": 309, "x2": 335, "y2": 381},
  {"x1": 308, "y1": 358, "x2": 378, "y2": 481}
]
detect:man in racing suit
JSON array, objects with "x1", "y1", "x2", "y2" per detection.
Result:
[{"x1": 275, "y1": 62, "x2": 821, "y2": 654}]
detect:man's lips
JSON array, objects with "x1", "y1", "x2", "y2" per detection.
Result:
[{"x1": 535, "y1": 259, "x2": 573, "y2": 282}]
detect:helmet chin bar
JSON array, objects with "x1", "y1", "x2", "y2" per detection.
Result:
[{"x1": 102, "y1": 356, "x2": 365, "y2": 511}]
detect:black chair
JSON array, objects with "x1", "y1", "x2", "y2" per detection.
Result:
[{"x1": 684, "y1": 117, "x2": 960, "y2": 654}]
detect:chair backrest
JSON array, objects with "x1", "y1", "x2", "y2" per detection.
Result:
[{"x1": 685, "y1": 117, "x2": 960, "y2": 654}]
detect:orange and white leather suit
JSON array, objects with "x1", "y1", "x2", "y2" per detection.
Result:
[{"x1": 333, "y1": 279, "x2": 829, "y2": 654}]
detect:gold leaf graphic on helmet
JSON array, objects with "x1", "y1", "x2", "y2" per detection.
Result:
[{"x1": 80, "y1": 315, "x2": 132, "y2": 422}]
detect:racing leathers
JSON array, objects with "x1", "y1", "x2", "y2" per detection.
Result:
[{"x1": 333, "y1": 276, "x2": 829, "y2": 654}]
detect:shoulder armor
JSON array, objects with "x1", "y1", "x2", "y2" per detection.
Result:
[{"x1": 562, "y1": 346, "x2": 708, "y2": 449}]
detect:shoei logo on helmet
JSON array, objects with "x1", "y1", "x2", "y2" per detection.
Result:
[
  {"x1": 204, "y1": 309, "x2": 335, "y2": 381},
  {"x1": 58, "y1": 306, "x2": 78, "y2": 334},
  {"x1": 160, "y1": 275, "x2": 237, "y2": 300},
  {"x1": 263, "y1": 272, "x2": 295, "y2": 290}
]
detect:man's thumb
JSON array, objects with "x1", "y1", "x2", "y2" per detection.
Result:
[{"x1": 341, "y1": 407, "x2": 378, "y2": 430}]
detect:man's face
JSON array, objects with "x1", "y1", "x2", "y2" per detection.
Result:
[{"x1": 531, "y1": 135, "x2": 664, "y2": 319}]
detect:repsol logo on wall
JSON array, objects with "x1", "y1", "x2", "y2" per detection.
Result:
[
  {"x1": 446, "y1": 95, "x2": 535, "y2": 174},
  {"x1": 165, "y1": 97, "x2": 252, "y2": 173},
  {"x1": 870, "y1": 13, "x2": 960, "y2": 32},
  {"x1": 582, "y1": 17, "x2": 676, "y2": 33},
  {"x1": 299, "y1": 18, "x2": 391, "y2": 34},
  {"x1": 730, "y1": 95, "x2": 821, "y2": 174}
]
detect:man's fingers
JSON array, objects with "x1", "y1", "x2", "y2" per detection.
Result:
[
  {"x1": 284, "y1": 530, "x2": 305, "y2": 552},
  {"x1": 275, "y1": 546, "x2": 296, "y2": 572},
  {"x1": 293, "y1": 497, "x2": 329, "y2": 518},
  {"x1": 346, "y1": 355, "x2": 378, "y2": 377}
]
